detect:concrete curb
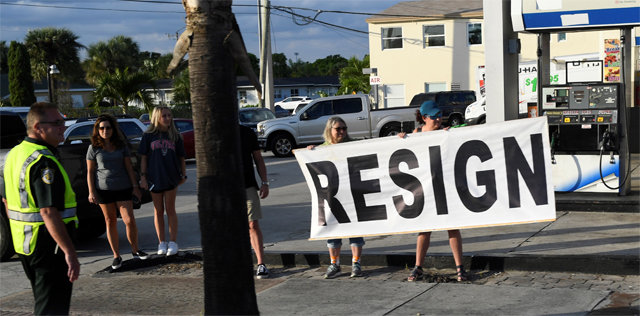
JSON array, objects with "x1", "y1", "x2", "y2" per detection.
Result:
[
  {"x1": 261, "y1": 251, "x2": 640, "y2": 276},
  {"x1": 108, "y1": 250, "x2": 639, "y2": 276}
]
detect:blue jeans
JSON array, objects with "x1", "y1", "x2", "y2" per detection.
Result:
[{"x1": 327, "y1": 237, "x2": 365, "y2": 249}]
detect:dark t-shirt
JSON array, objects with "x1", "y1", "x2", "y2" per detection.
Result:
[
  {"x1": 25, "y1": 138, "x2": 66, "y2": 210},
  {"x1": 86, "y1": 144, "x2": 132, "y2": 190},
  {"x1": 139, "y1": 131, "x2": 185, "y2": 191},
  {"x1": 239, "y1": 125, "x2": 259, "y2": 189}
]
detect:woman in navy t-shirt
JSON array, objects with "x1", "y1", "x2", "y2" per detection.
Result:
[{"x1": 139, "y1": 107, "x2": 186, "y2": 256}]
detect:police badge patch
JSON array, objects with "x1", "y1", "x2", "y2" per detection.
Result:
[{"x1": 41, "y1": 168, "x2": 54, "y2": 184}]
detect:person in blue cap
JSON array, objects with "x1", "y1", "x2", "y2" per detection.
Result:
[{"x1": 398, "y1": 100, "x2": 467, "y2": 282}]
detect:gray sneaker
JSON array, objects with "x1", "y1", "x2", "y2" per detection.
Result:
[
  {"x1": 324, "y1": 263, "x2": 341, "y2": 279},
  {"x1": 350, "y1": 262, "x2": 363, "y2": 277}
]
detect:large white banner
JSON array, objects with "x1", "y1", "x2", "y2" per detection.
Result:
[{"x1": 294, "y1": 117, "x2": 556, "y2": 240}]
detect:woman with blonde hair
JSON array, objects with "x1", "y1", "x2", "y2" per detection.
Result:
[
  {"x1": 308, "y1": 116, "x2": 365, "y2": 279},
  {"x1": 139, "y1": 107, "x2": 186, "y2": 256},
  {"x1": 87, "y1": 114, "x2": 148, "y2": 269}
]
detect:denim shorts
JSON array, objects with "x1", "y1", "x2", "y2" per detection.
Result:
[{"x1": 326, "y1": 237, "x2": 365, "y2": 248}]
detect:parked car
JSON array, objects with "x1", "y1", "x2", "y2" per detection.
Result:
[
  {"x1": 257, "y1": 94, "x2": 418, "y2": 157},
  {"x1": 0, "y1": 111, "x2": 27, "y2": 260},
  {"x1": 274, "y1": 96, "x2": 313, "y2": 112},
  {"x1": 0, "y1": 106, "x2": 70, "y2": 125},
  {"x1": 408, "y1": 90, "x2": 476, "y2": 126},
  {"x1": 58, "y1": 117, "x2": 151, "y2": 238},
  {"x1": 274, "y1": 105, "x2": 290, "y2": 117},
  {"x1": 0, "y1": 113, "x2": 153, "y2": 261},
  {"x1": 174, "y1": 118, "x2": 195, "y2": 159},
  {"x1": 292, "y1": 102, "x2": 310, "y2": 115},
  {"x1": 464, "y1": 97, "x2": 486, "y2": 125},
  {"x1": 239, "y1": 107, "x2": 277, "y2": 131}
]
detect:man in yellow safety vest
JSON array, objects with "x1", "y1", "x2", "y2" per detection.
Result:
[{"x1": 2, "y1": 102, "x2": 80, "y2": 315}]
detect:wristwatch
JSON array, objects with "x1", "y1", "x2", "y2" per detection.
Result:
[{"x1": 261, "y1": 181, "x2": 269, "y2": 186}]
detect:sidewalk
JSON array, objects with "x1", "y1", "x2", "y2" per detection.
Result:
[{"x1": 262, "y1": 210, "x2": 640, "y2": 276}]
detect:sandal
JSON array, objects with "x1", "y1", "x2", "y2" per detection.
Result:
[
  {"x1": 407, "y1": 266, "x2": 424, "y2": 282},
  {"x1": 456, "y1": 265, "x2": 468, "y2": 282}
]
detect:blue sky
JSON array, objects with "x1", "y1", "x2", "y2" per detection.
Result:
[{"x1": 0, "y1": 0, "x2": 399, "y2": 62}]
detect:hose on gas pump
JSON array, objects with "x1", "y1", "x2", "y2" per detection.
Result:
[{"x1": 598, "y1": 129, "x2": 631, "y2": 190}]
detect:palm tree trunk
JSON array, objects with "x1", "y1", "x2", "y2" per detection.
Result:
[{"x1": 186, "y1": 1, "x2": 259, "y2": 314}]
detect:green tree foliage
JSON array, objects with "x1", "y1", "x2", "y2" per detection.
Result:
[
  {"x1": 0, "y1": 41, "x2": 8, "y2": 74},
  {"x1": 92, "y1": 68, "x2": 153, "y2": 114},
  {"x1": 272, "y1": 53, "x2": 290, "y2": 78},
  {"x1": 338, "y1": 55, "x2": 370, "y2": 95},
  {"x1": 8, "y1": 41, "x2": 36, "y2": 107},
  {"x1": 311, "y1": 55, "x2": 348, "y2": 76},
  {"x1": 139, "y1": 52, "x2": 174, "y2": 79},
  {"x1": 24, "y1": 27, "x2": 84, "y2": 82},
  {"x1": 83, "y1": 35, "x2": 141, "y2": 84},
  {"x1": 172, "y1": 68, "x2": 190, "y2": 104},
  {"x1": 288, "y1": 59, "x2": 314, "y2": 78}
]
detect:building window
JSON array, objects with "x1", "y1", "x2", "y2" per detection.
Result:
[
  {"x1": 239, "y1": 90, "x2": 247, "y2": 104},
  {"x1": 425, "y1": 82, "x2": 446, "y2": 92},
  {"x1": 467, "y1": 23, "x2": 482, "y2": 45},
  {"x1": 557, "y1": 32, "x2": 566, "y2": 42},
  {"x1": 290, "y1": 88, "x2": 299, "y2": 96},
  {"x1": 274, "y1": 89, "x2": 282, "y2": 99},
  {"x1": 382, "y1": 27, "x2": 403, "y2": 50},
  {"x1": 423, "y1": 25, "x2": 445, "y2": 47},
  {"x1": 384, "y1": 84, "x2": 405, "y2": 108}
]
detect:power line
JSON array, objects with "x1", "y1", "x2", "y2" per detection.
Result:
[{"x1": 0, "y1": 1, "x2": 184, "y2": 13}]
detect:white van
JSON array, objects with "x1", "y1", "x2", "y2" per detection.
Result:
[{"x1": 464, "y1": 97, "x2": 486, "y2": 125}]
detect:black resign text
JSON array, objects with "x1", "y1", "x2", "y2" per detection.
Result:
[{"x1": 305, "y1": 134, "x2": 548, "y2": 226}]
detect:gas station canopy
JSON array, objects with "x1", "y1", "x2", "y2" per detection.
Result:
[{"x1": 511, "y1": 0, "x2": 640, "y2": 32}]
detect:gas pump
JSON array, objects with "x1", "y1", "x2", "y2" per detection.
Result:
[
  {"x1": 541, "y1": 81, "x2": 630, "y2": 193},
  {"x1": 511, "y1": 0, "x2": 638, "y2": 195}
]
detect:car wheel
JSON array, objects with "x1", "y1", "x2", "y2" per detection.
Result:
[
  {"x1": 381, "y1": 124, "x2": 401, "y2": 137},
  {"x1": 449, "y1": 115, "x2": 463, "y2": 127},
  {"x1": 0, "y1": 212, "x2": 15, "y2": 261},
  {"x1": 270, "y1": 133, "x2": 294, "y2": 157},
  {"x1": 478, "y1": 117, "x2": 486, "y2": 124}
]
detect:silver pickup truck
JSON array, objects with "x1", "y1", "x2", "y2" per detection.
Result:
[{"x1": 257, "y1": 94, "x2": 419, "y2": 157}]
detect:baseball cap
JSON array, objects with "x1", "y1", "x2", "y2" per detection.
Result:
[{"x1": 419, "y1": 100, "x2": 441, "y2": 117}]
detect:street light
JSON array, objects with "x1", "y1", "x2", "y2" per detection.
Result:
[{"x1": 47, "y1": 64, "x2": 60, "y2": 103}]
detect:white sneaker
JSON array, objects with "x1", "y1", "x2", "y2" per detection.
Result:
[
  {"x1": 157, "y1": 241, "x2": 168, "y2": 255},
  {"x1": 167, "y1": 241, "x2": 178, "y2": 256}
]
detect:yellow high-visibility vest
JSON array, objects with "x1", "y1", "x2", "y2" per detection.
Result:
[{"x1": 3, "y1": 140, "x2": 78, "y2": 255}]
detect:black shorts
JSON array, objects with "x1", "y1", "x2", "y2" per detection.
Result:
[
  {"x1": 95, "y1": 188, "x2": 133, "y2": 204},
  {"x1": 150, "y1": 185, "x2": 177, "y2": 194}
]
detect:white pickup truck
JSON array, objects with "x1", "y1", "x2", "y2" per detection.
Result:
[{"x1": 257, "y1": 94, "x2": 418, "y2": 157}]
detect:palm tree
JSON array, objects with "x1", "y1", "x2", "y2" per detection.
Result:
[
  {"x1": 24, "y1": 27, "x2": 84, "y2": 82},
  {"x1": 338, "y1": 55, "x2": 371, "y2": 95},
  {"x1": 92, "y1": 68, "x2": 153, "y2": 114},
  {"x1": 172, "y1": 69, "x2": 190, "y2": 105},
  {"x1": 140, "y1": 53, "x2": 174, "y2": 80},
  {"x1": 181, "y1": 0, "x2": 258, "y2": 313},
  {"x1": 84, "y1": 36, "x2": 141, "y2": 84}
]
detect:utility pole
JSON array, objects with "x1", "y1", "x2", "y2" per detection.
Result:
[{"x1": 258, "y1": 0, "x2": 274, "y2": 110}]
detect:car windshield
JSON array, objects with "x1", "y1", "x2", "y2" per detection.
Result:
[{"x1": 239, "y1": 109, "x2": 276, "y2": 123}]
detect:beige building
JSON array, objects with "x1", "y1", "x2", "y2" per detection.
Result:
[{"x1": 366, "y1": 0, "x2": 638, "y2": 110}]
